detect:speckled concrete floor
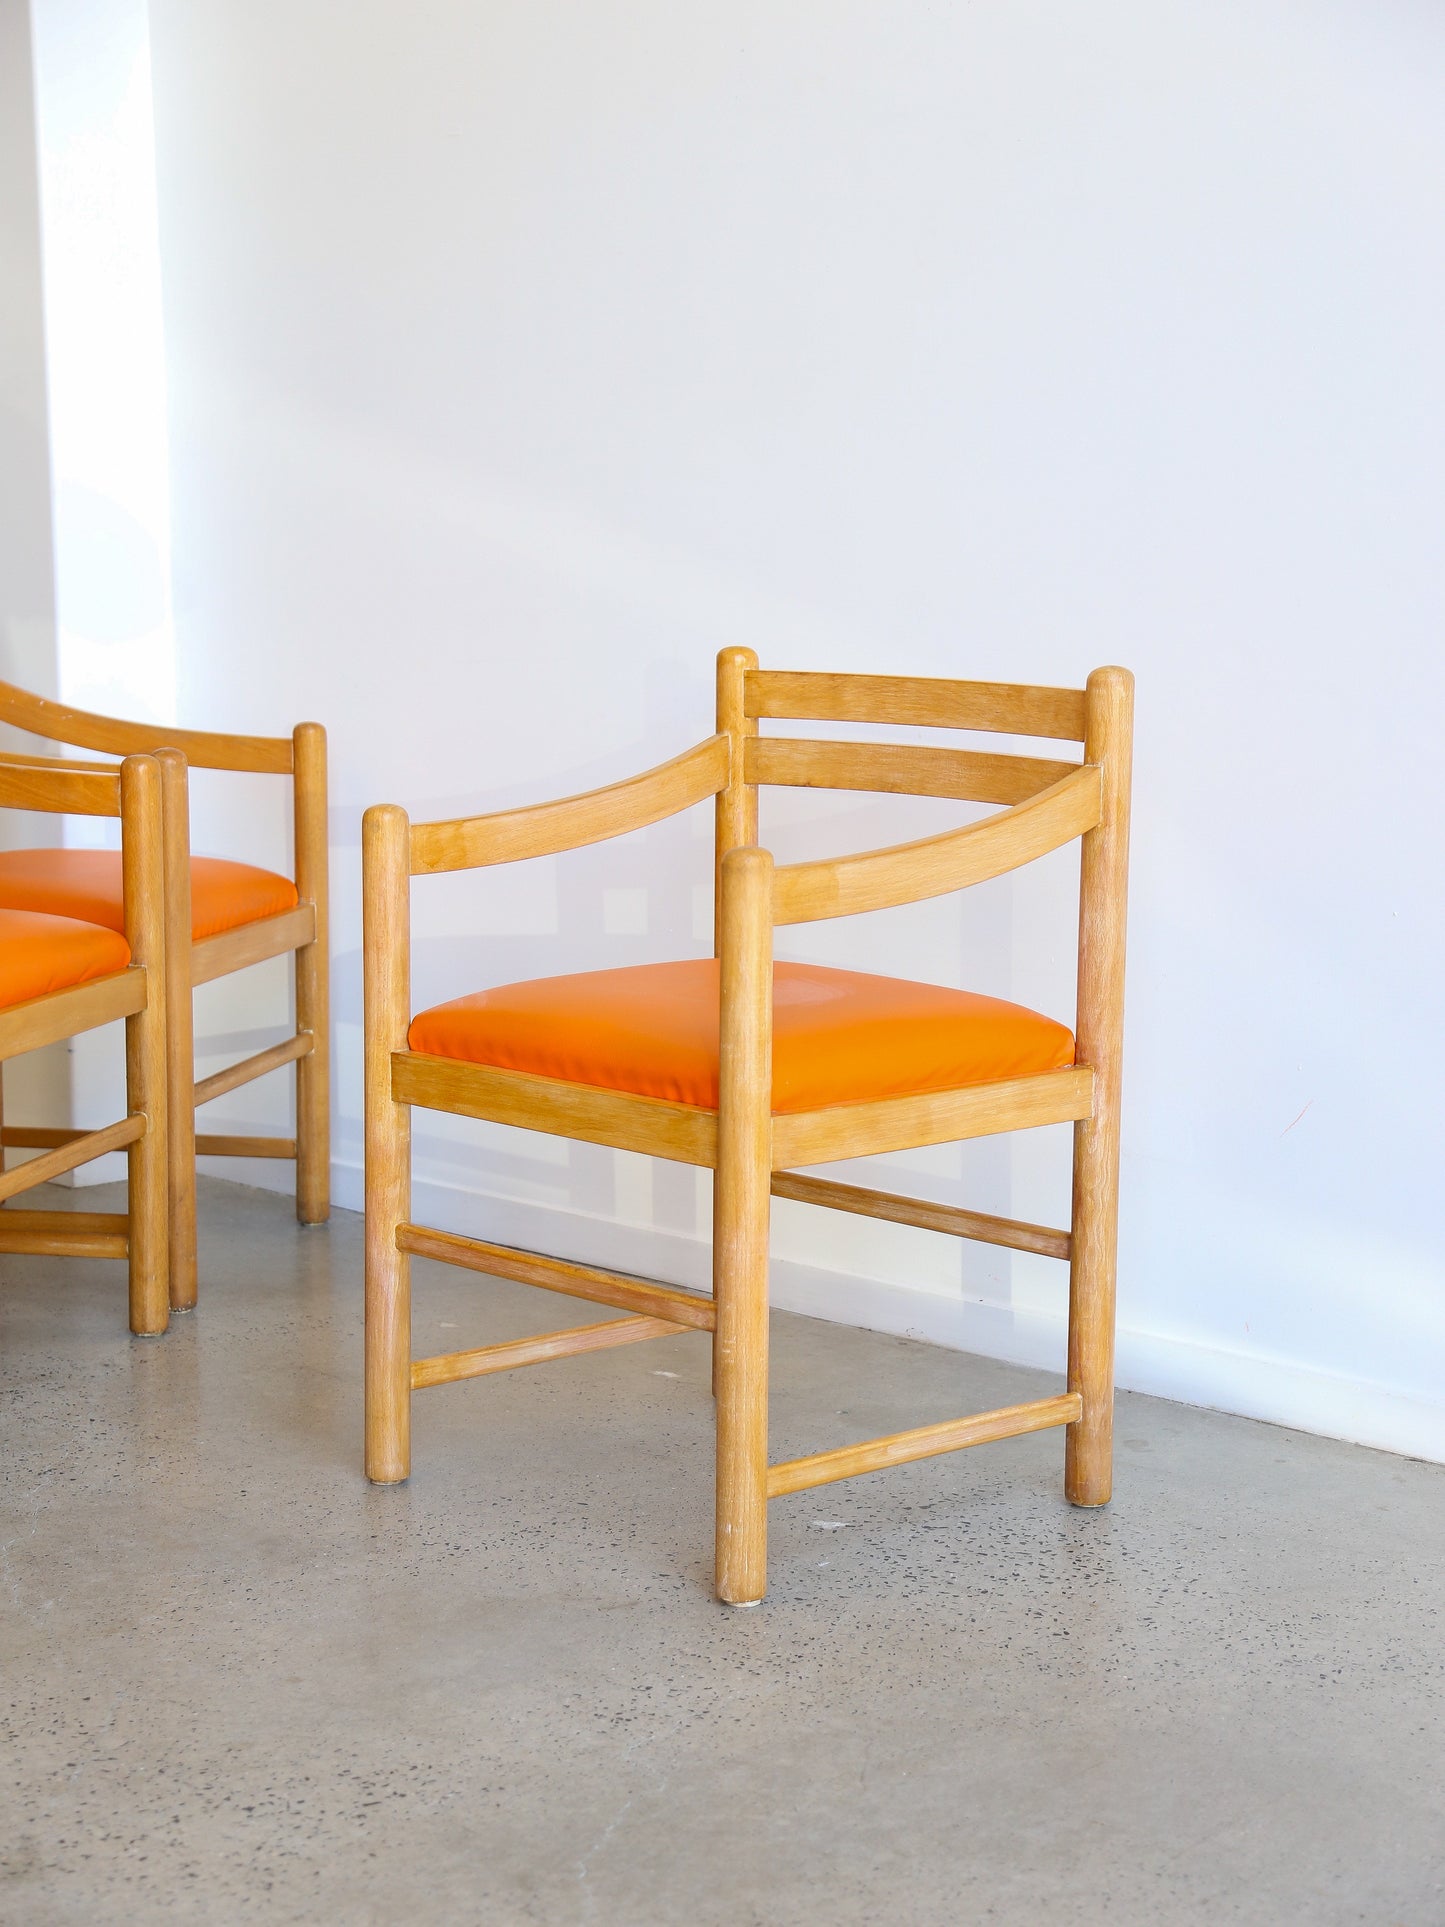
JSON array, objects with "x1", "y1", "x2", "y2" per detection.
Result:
[{"x1": 2, "y1": 1179, "x2": 1442, "y2": 1926}]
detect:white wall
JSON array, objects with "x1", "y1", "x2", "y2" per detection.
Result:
[
  {"x1": 38, "y1": 1, "x2": 1445, "y2": 1456},
  {"x1": 0, "y1": 0, "x2": 53, "y2": 705},
  {"x1": 1, "y1": 0, "x2": 65, "y2": 1133},
  {"x1": 11, "y1": 0, "x2": 176, "y2": 1169}
]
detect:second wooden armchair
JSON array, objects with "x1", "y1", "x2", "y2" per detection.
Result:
[
  {"x1": 363, "y1": 651, "x2": 1131, "y2": 1605},
  {"x1": 0, "y1": 682, "x2": 329, "y2": 1309},
  {"x1": 0, "y1": 753, "x2": 168, "y2": 1333}
]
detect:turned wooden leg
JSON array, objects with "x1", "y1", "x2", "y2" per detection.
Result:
[
  {"x1": 294, "y1": 721, "x2": 331, "y2": 1225},
  {"x1": 121, "y1": 755, "x2": 170, "y2": 1337},
  {"x1": 155, "y1": 749, "x2": 197, "y2": 1310},
  {"x1": 713, "y1": 844, "x2": 772, "y2": 1605},
  {"x1": 363, "y1": 802, "x2": 411, "y2": 1482},
  {"x1": 1065, "y1": 667, "x2": 1132, "y2": 1506}
]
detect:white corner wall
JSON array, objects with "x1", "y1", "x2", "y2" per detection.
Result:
[
  {"x1": 16, "y1": 0, "x2": 176, "y2": 1174},
  {"x1": 55, "y1": 1, "x2": 1443, "y2": 1458},
  {"x1": 0, "y1": 0, "x2": 64, "y2": 1134}
]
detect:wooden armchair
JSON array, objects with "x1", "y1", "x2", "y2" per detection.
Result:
[
  {"x1": 363, "y1": 650, "x2": 1132, "y2": 1605},
  {"x1": 0, "y1": 754, "x2": 168, "y2": 1334},
  {"x1": 0, "y1": 683, "x2": 328, "y2": 1310}
]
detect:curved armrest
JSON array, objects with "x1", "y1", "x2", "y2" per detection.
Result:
[
  {"x1": 0, "y1": 678, "x2": 295, "y2": 774},
  {"x1": 410, "y1": 735, "x2": 730, "y2": 875},
  {"x1": 771, "y1": 764, "x2": 1103, "y2": 926}
]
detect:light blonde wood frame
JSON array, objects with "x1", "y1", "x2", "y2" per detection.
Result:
[
  {"x1": 0, "y1": 755, "x2": 168, "y2": 1333},
  {"x1": 0, "y1": 682, "x2": 329, "y2": 1311},
  {"x1": 363, "y1": 650, "x2": 1132, "y2": 1604}
]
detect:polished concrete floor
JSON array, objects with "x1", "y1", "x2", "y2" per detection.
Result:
[{"x1": 2, "y1": 1179, "x2": 1442, "y2": 1925}]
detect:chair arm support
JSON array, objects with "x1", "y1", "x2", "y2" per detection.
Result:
[
  {"x1": 409, "y1": 734, "x2": 731, "y2": 874},
  {"x1": 0, "y1": 679, "x2": 296, "y2": 774},
  {"x1": 771, "y1": 764, "x2": 1103, "y2": 925}
]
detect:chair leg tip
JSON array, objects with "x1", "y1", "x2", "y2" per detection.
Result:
[{"x1": 1065, "y1": 1479, "x2": 1113, "y2": 1507}]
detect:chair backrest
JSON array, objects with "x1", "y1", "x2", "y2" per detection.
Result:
[
  {"x1": 0, "y1": 753, "x2": 165, "y2": 983},
  {"x1": 0, "y1": 680, "x2": 327, "y2": 916},
  {"x1": 713, "y1": 650, "x2": 1132, "y2": 931}
]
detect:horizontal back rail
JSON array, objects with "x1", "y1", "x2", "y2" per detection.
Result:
[
  {"x1": 0, "y1": 680, "x2": 293, "y2": 773},
  {"x1": 746, "y1": 737, "x2": 1079, "y2": 807},
  {"x1": 745, "y1": 670, "x2": 1086, "y2": 742},
  {"x1": 0, "y1": 760, "x2": 121, "y2": 817},
  {"x1": 410, "y1": 734, "x2": 730, "y2": 875},
  {"x1": 771, "y1": 763, "x2": 1101, "y2": 925}
]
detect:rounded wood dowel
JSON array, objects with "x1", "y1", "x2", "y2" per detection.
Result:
[
  {"x1": 711, "y1": 645, "x2": 758, "y2": 1404},
  {"x1": 156, "y1": 748, "x2": 198, "y2": 1310},
  {"x1": 412, "y1": 1314, "x2": 687, "y2": 1390},
  {"x1": 714, "y1": 647, "x2": 759, "y2": 955},
  {"x1": 293, "y1": 720, "x2": 331, "y2": 1225},
  {"x1": 192, "y1": 1033, "x2": 312, "y2": 1110},
  {"x1": 363, "y1": 802, "x2": 412, "y2": 1483},
  {"x1": 121, "y1": 754, "x2": 170, "y2": 1337},
  {"x1": 0, "y1": 1114, "x2": 142, "y2": 1205},
  {"x1": 1066, "y1": 666, "x2": 1133, "y2": 1506},
  {"x1": 713, "y1": 842, "x2": 773, "y2": 1606}
]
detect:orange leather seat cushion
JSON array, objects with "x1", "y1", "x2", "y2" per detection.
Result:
[
  {"x1": 0, "y1": 908, "x2": 131, "y2": 1012},
  {"x1": 0, "y1": 850, "x2": 298, "y2": 943},
  {"x1": 407, "y1": 960, "x2": 1074, "y2": 1113}
]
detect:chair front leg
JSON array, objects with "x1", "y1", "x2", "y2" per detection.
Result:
[
  {"x1": 363, "y1": 802, "x2": 411, "y2": 1483},
  {"x1": 1065, "y1": 1107, "x2": 1120, "y2": 1503},
  {"x1": 364, "y1": 1085, "x2": 411, "y2": 1482},
  {"x1": 122, "y1": 754, "x2": 170, "y2": 1336},
  {"x1": 713, "y1": 844, "x2": 774, "y2": 1606}
]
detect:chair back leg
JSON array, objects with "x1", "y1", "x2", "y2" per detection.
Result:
[
  {"x1": 713, "y1": 844, "x2": 773, "y2": 1605},
  {"x1": 1065, "y1": 667, "x2": 1133, "y2": 1505}
]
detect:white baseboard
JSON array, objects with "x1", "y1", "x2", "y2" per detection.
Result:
[{"x1": 326, "y1": 1159, "x2": 1445, "y2": 1468}]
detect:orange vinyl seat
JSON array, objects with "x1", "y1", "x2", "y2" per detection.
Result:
[
  {"x1": 407, "y1": 959, "x2": 1075, "y2": 1113},
  {"x1": 0, "y1": 907, "x2": 132, "y2": 1010},
  {"x1": 0, "y1": 849, "x2": 298, "y2": 943}
]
